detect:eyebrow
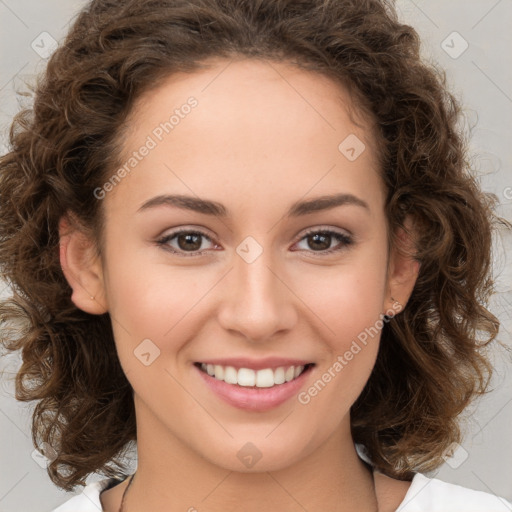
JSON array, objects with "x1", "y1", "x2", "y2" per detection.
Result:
[{"x1": 137, "y1": 192, "x2": 370, "y2": 217}]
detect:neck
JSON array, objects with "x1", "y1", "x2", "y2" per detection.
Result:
[{"x1": 104, "y1": 397, "x2": 378, "y2": 512}]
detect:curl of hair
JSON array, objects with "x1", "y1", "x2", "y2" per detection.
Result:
[{"x1": 0, "y1": 0, "x2": 501, "y2": 490}]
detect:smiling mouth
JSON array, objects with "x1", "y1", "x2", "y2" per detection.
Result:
[{"x1": 194, "y1": 362, "x2": 315, "y2": 388}]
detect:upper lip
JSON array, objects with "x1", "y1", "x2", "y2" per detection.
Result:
[{"x1": 195, "y1": 357, "x2": 314, "y2": 371}]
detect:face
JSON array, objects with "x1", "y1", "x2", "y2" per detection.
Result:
[{"x1": 62, "y1": 58, "x2": 414, "y2": 473}]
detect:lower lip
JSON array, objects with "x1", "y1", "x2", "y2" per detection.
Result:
[{"x1": 195, "y1": 364, "x2": 314, "y2": 412}]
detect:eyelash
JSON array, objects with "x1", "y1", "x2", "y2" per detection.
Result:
[{"x1": 156, "y1": 227, "x2": 354, "y2": 258}]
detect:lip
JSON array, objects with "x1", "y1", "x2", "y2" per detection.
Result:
[
  {"x1": 194, "y1": 362, "x2": 315, "y2": 412},
  {"x1": 195, "y1": 357, "x2": 313, "y2": 371}
]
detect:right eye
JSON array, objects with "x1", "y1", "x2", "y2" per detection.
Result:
[{"x1": 156, "y1": 229, "x2": 220, "y2": 257}]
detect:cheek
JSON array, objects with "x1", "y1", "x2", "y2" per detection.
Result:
[
  {"x1": 105, "y1": 270, "x2": 205, "y2": 375},
  {"x1": 102, "y1": 228, "x2": 208, "y2": 333},
  {"x1": 289, "y1": 248, "x2": 388, "y2": 407},
  {"x1": 100, "y1": 239, "x2": 190, "y2": 371},
  {"x1": 293, "y1": 264, "x2": 386, "y2": 426},
  {"x1": 292, "y1": 253, "x2": 388, "y2": 347},
  {"x1": 107, "y1": 267, "x2": 204, "y2": 331}
]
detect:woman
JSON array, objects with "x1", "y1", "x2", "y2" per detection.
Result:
[{"x1": 0, "y1": 0, "x2": 510, "y2": 510}]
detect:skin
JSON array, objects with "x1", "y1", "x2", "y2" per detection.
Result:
[{"x1": 59, "y1": 58, "x2": 419, "y2": 512}]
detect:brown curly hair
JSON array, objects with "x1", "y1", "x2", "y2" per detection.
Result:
[{"x1": 0, "y1": 0, "x2": 502, "y2": 491}]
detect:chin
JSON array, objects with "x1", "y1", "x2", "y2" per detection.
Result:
[{"x1": 192, "y1": 430, "x2": 319, "y2": 474}]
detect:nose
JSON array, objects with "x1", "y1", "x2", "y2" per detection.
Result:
[{"x1": 217, "y1": 245, "x2": 298, "y2": 342}]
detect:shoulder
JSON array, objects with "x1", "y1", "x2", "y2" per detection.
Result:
[
  {"x1": 357, "y1": 443, "x2": 511, "y2": 512},
  {"x1": 50, "y1": 478, "x2": 121, "y2": 512},
  {"x1": 394, "y1": 472, "x2": 512, "y2": 512}
]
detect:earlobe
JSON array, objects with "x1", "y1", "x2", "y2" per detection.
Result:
[
  {"x1": 58, "y1": 213, "x2": 108, "y2": 314},
  {"x1": 386, "y1": 216, "x2": 420, "y2": 312}
]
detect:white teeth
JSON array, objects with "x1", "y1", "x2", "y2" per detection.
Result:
[
  {"x1": 256, "y1": 368, "x2": 274, "y2": 388},
  {"x1": 199, "y1": 363, "x2": 309, "y2": 387},
  {"x1": 273, "y1": 367, "x2": 285, "y2": 385},
  {"x1": 237, "y1": 368, "x2": 255, "y2": 386},
  {"x1": 214, "y1": 365, "x2": 224, "y2": 380},
  {"x1": 224, "y1": 366, "x2": 238, "y2": 384},
  {"x1": 294, "y1": 365, "x2": 304, "y2": 378}
]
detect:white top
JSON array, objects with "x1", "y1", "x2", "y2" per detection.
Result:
[{"x1": 51, "y1": 445, "x2": 512, "y2": 512}]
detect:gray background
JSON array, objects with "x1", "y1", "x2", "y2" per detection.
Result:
[{"x1": 0, "y1": 1, "x2": 511, "y2": 511}]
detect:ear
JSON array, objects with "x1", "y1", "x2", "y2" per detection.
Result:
[
  {"x1": 385, "y1": 215, "x2": 420, "y2": 314},
  {"x1": 58, "y1": 212, "x2": 108, "y2": 314}
]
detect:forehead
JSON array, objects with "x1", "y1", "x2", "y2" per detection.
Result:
[
  {"x1": 107, "y1": 58, "x2": 384, "y2": 215},
  {"x1": 125, "y1": 57, "x2": 380, "y2": 154}
]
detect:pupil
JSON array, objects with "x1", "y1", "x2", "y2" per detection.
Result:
[
  {"x1": 178, "y1": 233, "x2": 201, "y2": 251},
  {"x1": 309, "y1": 233, "x2": 330, "y2": 251}
]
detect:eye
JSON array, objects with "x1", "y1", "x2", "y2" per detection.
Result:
[
  {"x1": 156, "y1": 228, "x2": 218, "y2": 257},
  {"x1": 292, "y1": 228, "x2": 353, "y2": 255},
  {"x1": 156, "y1": 226, "x2": 354, "y2": 258}
]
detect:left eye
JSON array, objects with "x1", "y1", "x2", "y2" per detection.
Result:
[
  {"x1": 156, "y1": 228, "x2": 353, "y2": 257},
  {"x1": 292, "y1": 229, "x2": 353, "y2": 254}
]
